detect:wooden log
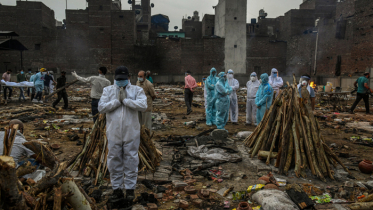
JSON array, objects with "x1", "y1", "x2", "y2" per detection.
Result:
[
  {"x1": 300, "y1": 83, "x2": 327, "y2": 175},
  {"x1": 28, "y1": 162, "x2": 69, "y2": 196},
  {"x1": 349, "y1": 202, "x2": 373, "y2": 210},
  {"x1": 0, "y1": 156, "x2": 27, "y2": 210},
  {"x1": 284, "y1": 129, "x2": 294, "y2": 174},
  {"x1": 258, "y1": 151, "x2": 278, "y2": 159},
  {"x1": 299, "y1": 110, "x2": 315, "y2": 175},
  {"x1": 292, "y1": 121, "x2": 301, "y2": 177},
  {"x1": 44, "y1": 79, "x2": 78, "y2": 101},
  {"x1": 303, "y1": 116, "x2": 325, "y2": 181},
  {"x1": 23, "y1": 141, "x2": 59, "y2": 169},
  {"x1": 21, "y1": 191, "x2": 36, "y2": 209},
  {"x1": 3, "y1": 124, "x2": 19, "y2": 156},
  {"x1": 61, "y1": 178, "x2": 92, "y2": 210},
  {"x1": 16, "y1": 161, "x2": 37, "y2": 177},
  {"x1": 279, "y1": 89, "x2": 294, "y2": 174},
  {"x1": 295, "y1": 115, "x2": 308, "y2": 170},
  {"x1": 322, "y1": 142, "x2": 351, "y2": 175},
  {"x1": 266, "y1": 108, "x2": 282, "y2": 165},
  {"x1": 53, "y1": 186, "x2": 62, "y2": 210}
]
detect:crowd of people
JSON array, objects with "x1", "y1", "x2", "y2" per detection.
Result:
[{"x1": 181, "y1": 68, "x2": 319, "y2": 130}]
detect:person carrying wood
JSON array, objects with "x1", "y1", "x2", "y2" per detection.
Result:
[
  {"x1": 255, "y1": 73, "x2": 273, "y2": 124},
  {"x1": 72, "y1": 67, "x2": 111, "y2": 122},
  {"x1": 52, "y1": 71, "x2": 68, "y2": 110},
  {"x1": 349, "y1": 72, "x2": 373, "y2": 114},
  {"x1": 0, "y1": 119, "x2": 37, "y2": 166},
  {"x1": 98, "y1": 66, "x2": 147, "y2": 202},
  {"x1": 136, "y1": 70, "x2": 156, "y2": 131},
  {"x1": 298, "y1": 74, "x2": 316, "y2": 110}
]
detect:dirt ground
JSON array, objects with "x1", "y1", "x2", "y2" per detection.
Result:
[{"x1": 2, "y1": 83, "x2": 373, "y2": 209}]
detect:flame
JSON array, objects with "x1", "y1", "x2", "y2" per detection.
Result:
[
  {"x1": 310, "y1": 82, "x2": 316, "y2": 89},
  {"x1": 197, "y1": 82, "x2": 202, "y2": 87}
]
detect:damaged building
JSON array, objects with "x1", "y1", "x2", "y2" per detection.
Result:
[{"x1": 0, "y1": 0, "x2": 372, "y2": 87}]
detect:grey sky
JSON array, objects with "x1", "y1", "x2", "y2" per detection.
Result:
[{"x1": 1, "y1": 0, "x2": 302, "y2": 28}]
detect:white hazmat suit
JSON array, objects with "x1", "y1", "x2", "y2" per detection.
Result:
[
  {"x1": 227, "y1": 69, "x2": 239, "y2": 123},
  {"x1": 246, "y1": 73, "x2": 260, "y2": 125},
  {"x1": 98, "y1": 82, "x2": 147, "y2": 190},
  {"x1": 268, "y1": 68, "x2": 283, "y2": 98}
]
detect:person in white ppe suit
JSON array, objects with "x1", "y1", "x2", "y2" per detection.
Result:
[
  {"x1": 246, "y1": 72, "x2": 260, "y2": 125},
  {"x1": 98, "y1": 66, "x2": 147, "y2": 202},
  {"x1": 227, "y1": 69, "x2": 239, "y2": 124},
  {"x1": 268, "y1": 68, "x2": 283, "y2": 98}
]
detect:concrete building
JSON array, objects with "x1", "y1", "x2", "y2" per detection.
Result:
[
  {"x1": 182, "y1": 11, "x2": 203, "y2": 39},
  {"x1": 214, "y1": 0, "x2": 247, "y2": 74}
]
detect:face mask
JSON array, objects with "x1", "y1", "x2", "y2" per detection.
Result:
[
  {"x1": 273, "y1": 73, "x2": 277, "y2": 77},
  {"x1": 212, "y1": 72, "x2": 216, "y2": 76},
  {"x1": 29, "y1": 71, "x2": 31, "y2": 73},
  {"x1": 251, "y1": 76, "x2": 256, "y2": 81},
  {"x1": 302, "y1": 80, "x2": 308, "y2": 86},
  {"x1": 116, "y1": 80, "x2": 129, "y2": 87},
  {"x1": 138, "y1": 77, "x2": 144, "y2": 82},
  {"x1": 185, "y1": 73, "x2": 188, "y2": 76},
  {"x1": 228, "y1": 74, "x2": 233, "y2": 79},
  {"x1": 21, "y1": 72, "x2": 24, "y2": 74},
  {"x1": 42, "y1": 72, "x2": 46, "y2": 75}
]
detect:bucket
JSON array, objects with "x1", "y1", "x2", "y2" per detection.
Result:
[{"x1": 325, "y1": 86, "x2": 332, "y2": 92}]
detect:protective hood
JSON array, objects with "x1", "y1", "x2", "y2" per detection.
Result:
[
  {"x1": 271, "y1": 68, "x2": 278, "y2": 78},
  {"x1": 218, "y1": 72, "x2": 226, "y2": 80},
  {"x1": 210, "y1": 68, "x2": 217, "y2": 77},
  {"x1": 250, "y1": 72, "x2": 258, "y2": 81},
  {"x1": 227, "y1": 69, "x2": 235, "y2": 85},
  {"x1": 260, "y1": 73, "x2": 269, "y2": 85}
]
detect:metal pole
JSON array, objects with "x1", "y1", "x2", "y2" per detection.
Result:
[{"x1": 313, "y1": 31, "x2": 319, "y2": 76}]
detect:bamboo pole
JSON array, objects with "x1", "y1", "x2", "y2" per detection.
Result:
[
  {"x1": 284, "y1": 128, "x2": 294, "y2": 174},
  {"x1": 292, "y1": 121, "x2": 301, "y2": 177},
  {"x1": 266, "y1": 108, "x2": 282, "y2": 165}
]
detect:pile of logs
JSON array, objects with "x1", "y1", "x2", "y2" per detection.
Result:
[
  {"x1": 0, "y1": 141, "x2": 96, "y2": 210},
  {"x1": 139, "y1": 125, "x2": 162, "y2": 172},
  {"x1": 69, "y1": 114, "x2": 162, "y2": 185},
  {"x1": 244, "y1": 75, "x2": 350, "y2": 182},
  {"x1": 69, "y1": 114, "x2": 108, "y2": 185}
]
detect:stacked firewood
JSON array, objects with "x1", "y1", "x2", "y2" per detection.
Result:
[
  {"x1": 69, "y1": 114, "x2": 109, "y2": 185},
  {"x1": 244, "y1": 75, "x2": 350, "y2": 182},
  {"x1": 70, "y1": 114, "x2": 162, "y2": 185},
  {"x1": 0, "y1": 141, "x2": 96, "y2": 210}
]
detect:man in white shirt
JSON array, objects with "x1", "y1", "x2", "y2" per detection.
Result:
[{"x1": 72, "y1": 67, "x2": 111, "y2": 122}]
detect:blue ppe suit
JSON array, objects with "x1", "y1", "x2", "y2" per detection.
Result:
[
  {"x1": 205, "y1": 68, "x2": 218, "y2": 125},
  {"x1": 33, "y1": 72, "x2": 44, "y2": 92},
  {"x1": 215, "y1": 72, "x2": 232, "y2": 130},
  {"x1": 255, "y1": 73, "x2": 273, "y2": 124}
]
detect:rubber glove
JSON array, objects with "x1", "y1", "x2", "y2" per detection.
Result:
[{"x1": 119, "y1": 87, "x2": 127, "y2": 103}]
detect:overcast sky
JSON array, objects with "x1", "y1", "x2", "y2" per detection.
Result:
[{"x1": 0, "y1": 0, "x2": 301, "y2": 28}]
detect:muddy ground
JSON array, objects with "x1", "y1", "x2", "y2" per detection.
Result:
[{"x1": 2, "y1": 84, "x2": 373, "y2": 209}]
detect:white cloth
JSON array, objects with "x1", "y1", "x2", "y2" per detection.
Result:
[
  {"x1": 138, "y1": 111, "x2": 152, "y2": 132},
  {"x1": 246, "y1": 74, "x2": 260, "y2": 124},
  {"x1": 0, "y1": 131, "x2": 35, "y2": 163},
  {"x1": 246, "y1": 99, "x2": 257, "y2": 124},
  {"x1": 98, "y1": 83, "x2": 147, "y2": 190},
  {"x1": 74, "y1": 74, "x2": 111, "y2": 99},
  {"x1": 227, "y1": 70, "x2": 239, "y2": 122},
  {"x1": 1, "y1": 80, "x2": 34, "y2": 87},
  {"x1": 268, "y1": 68, "x2": 283, "y2": 97}
]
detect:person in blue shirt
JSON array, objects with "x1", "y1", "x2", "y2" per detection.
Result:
[
  {"x1": 298, "y1": 74, "x2": 316, "y2": 110},
  {"x1": 350, "y1": 72, "x2": 372, "y2": 114}
]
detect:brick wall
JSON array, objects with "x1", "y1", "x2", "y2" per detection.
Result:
[{"x1": 182, "y1": 20, "x2": 202, "y2": 39}]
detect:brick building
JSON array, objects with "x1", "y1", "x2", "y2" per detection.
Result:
[{"x1": 0, "y1": 0, "x2": 373, "y2": 85}]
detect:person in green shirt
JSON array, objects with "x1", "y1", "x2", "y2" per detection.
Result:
[
  {"x1": 146, "y1": 70, "x2": 153, "y2": 84},
  {"x1": 25, "y1": 69, "x2": 33, "y2": 96},
  {"x1": 350, "y1": 72, "x2": 372, "y2": 114},
  {"x1": 16, "y1": 69, "x2": 27, "y2": 101}
]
